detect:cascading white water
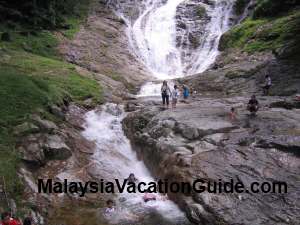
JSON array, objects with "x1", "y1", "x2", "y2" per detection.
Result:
[
  {"x1": 131, "y1": 0, "x2": 186, "y2": 79},
  {"x1": 186, "y1": 1, "x2": 234, "y2": 74},
  {"x1": 112, "y1": 0, "x2": 235, "y2": 96},
  {"x1": 82, "y1": 103, "x2": 190, "y2": 224}
]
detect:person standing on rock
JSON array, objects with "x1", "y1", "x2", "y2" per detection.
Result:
[
  {"x1": 161, "y1": 80, "x2": 171, "y2": 108},
  {"x1": 183, "y1": 85, "x2": 189, "y2": 100},
  {"x1": 171, "y1": 85, "x2": 179, "y2": 108},
  {"x1": 263, "y1": 75, "x2": 272, "y2": 95}
]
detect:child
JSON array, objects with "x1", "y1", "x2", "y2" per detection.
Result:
[
  {"x1": 104, "y1": 199, "x2": 115, "y2": 215},
  {"x1": 229, "y1": 107, "x2": 237, "y2": 121},
  {"x1": 171, "y1": 85, "x2": 179, "y2": 108}
]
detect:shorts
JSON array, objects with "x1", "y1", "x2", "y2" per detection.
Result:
[
  {"x1": 248, "y1": 105, "x2": 258, "y2": 112},
  {"x1": 172, "y1": 98, "x2": 177, "y2": 104},
  {"x1": 264, "y1": 85, "x2": 271, "y2": 90}
]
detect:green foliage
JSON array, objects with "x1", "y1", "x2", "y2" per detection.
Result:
[
  {"x1": 62, "y1": 1, "x2": 90, "y2": 39},
  {"x1": 0, "y1": 0, "x2": 95, "y2": 213},
  {"x1": 0, "y1": 0, "x2": 91, "y2": 29},
  {"x1": 253, "y1": 0, "x2": 300, "y2": 18},
  {"x1": 1, "y1": 51, "x2": 102, "y2": 113},
  {"x1": 220, "y1": 19, "x2": 267, "y2": 50},
  {"x1": 0, "y1": 30, "x2": 59, "y2": 59},
  {"x1": 233, "y1": 0, "x2": 250, "y2": 15},
  {"x1": 220, "y1": 10, "x2": 300, "y2": 55},
  {"x1": 0, "y1": 53, "x2": 102, "y2": 201}
]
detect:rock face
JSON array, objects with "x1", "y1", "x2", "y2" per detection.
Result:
[
  {"x1": 17, "y1": 117, "x2": 72, "y2": 166},
  {"x1": 59, "y1": 0, "x2": 149, "y2": 93},
  {"x1": 123, "y1": 96, "x2": 300, "y2": 225},
  {"x1": 181, "y1": 49, "x2": 300, "y2": 97},
  {"x1": 176, "y1": 0, "x2": 210, "y2": 59},
  {"x1": 15, "y1": 104, "x2": 104, "y2": 224}
]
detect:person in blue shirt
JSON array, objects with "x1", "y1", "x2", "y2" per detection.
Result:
[{"x1": 183, "y1": 85, "x2": 189, "y2": 99}]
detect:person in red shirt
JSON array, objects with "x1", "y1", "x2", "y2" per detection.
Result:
[{"x1": 1, "y1": 212, "x2": 21, "y2": 225}]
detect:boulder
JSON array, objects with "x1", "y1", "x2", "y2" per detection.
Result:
[
  {"x1": 44, "y1": 135, "x2": 72, "y2": 160},
  {"x1": 13, "y1": 122, "x2": 40, "y2": 136},
  {"x1": 18, "y1": 143, "x2": 45, "y2": 166},
  {"x1": 31, "y1": 115, "x2": 58, "y2": 133},
  {"x1": 49, "y1": 105, "x2": 65, "y2": 120}
]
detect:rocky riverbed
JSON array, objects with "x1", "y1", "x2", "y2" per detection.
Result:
[{"x1": 123, "y1": 94, "x2": 300, "y2": 225}]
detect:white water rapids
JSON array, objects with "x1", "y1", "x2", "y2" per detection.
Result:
[{"x1": 83, "y1": 103, "x2": 190, "y2": 224}]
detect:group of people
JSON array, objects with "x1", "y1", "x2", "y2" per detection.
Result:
[
  {"x1": 160, "y1": 75, "x2": 272, "y2": 117},
  {"x1": 0, "y1": 212, "x2": 32, "y2": 225},
  {"x1": 161, "y1": 81, "x2": 190, "y2": 109}
]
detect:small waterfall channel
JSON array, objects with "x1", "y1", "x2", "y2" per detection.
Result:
[{"x1": 82, "y1": 103, "x2": 190, "y2": 224}]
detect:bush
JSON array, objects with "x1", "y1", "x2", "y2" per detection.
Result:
[
  {"x1": 0, "y1": 0, "x2": 91, "y2": 29},
  {"x1": 253, "y1": 0, "x2": 300, "y2": 18},
  {"x1": 219, "y1": 10, "x2": 300, "y2": 56},
  {"x1": 234, "y1": 0, "x2": 250, "y2": 15}
]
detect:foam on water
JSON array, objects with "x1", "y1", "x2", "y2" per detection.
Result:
[
  {"x1": 82, "y1": 103, "x2": 189, "y2": 224},
  {"x1": 113, "y1": 0, "x2": 235, "y2": 96}
]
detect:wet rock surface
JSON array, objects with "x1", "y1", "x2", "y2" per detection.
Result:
[
  {"x1": 123, "y1": 96, "x2": 300, "y2": 225},
  {"x1": 176, "y1": 0, "x2": 210, "y2": 59}
]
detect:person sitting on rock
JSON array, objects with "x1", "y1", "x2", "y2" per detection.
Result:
[
  {"x1": 104, "y1": 199, "x2": 116, "y2": 215},
  {"x1": 171, "y1": 85, "x2": 179, "y2": 108},
  {"x1": 161, "y1": 80, "x2": 171, "y2": 108},
  {"x1": 263, "y1": 75, "x2": 272, "y2": 95},
  {"x1": 1, "y1": 212, "x2": 21, "y2": 225},
  {"x1": 247, "y1": 95, "x2": 259, "y2": 116},
  {"x1": 127, "y1": 173, "x2": 138, "y2": 183},
  {"x1": 143, "y1": 191, "x2": 157, "y2": 203}
]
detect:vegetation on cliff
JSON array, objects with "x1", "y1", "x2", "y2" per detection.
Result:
[
  {"x1": 0, "y1": 0, "x2": 89, "y2": 30},
  {"x1": 220, "y1": 1, "x2": 300, "y2": 59},
  {"x1": 0, "y1": 0, "x2": 102, "y2": 209}
]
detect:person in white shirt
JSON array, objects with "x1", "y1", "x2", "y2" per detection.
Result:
[
  {"x1": 104, "y1": 199, "x2": 115, "y2": 215},
  {"x1": 263, "y1": 75, "x2": 272, "y2": 95},
  {"x1": 171, "y1": 85, "x2": 179, "y2": 108}
]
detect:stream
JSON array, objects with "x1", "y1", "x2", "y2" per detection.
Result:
[{"x1": 82, "y1": 104, "x2": 190, "y2": 225}]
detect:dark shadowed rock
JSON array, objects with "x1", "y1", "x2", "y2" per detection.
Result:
[
  {"x1": 31, "y1": 115, "x2": 58, "y2": 133},
  {"x1": 43, "y1": 135, "x2": 72, "y2": 160}
]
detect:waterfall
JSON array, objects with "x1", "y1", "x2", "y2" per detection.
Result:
[
  {"x1": 116, "y1": 0, "x2": 234, "y2": 77},
  {"x1": 109, "y1": 0, "x2": 235, "y2": 95},
  {"x1": 186, "y1": 1, "x2": 234, "y2": 74},
  {"x1": 131, "y1": 0, "x2": 186, "y2": 79}
]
